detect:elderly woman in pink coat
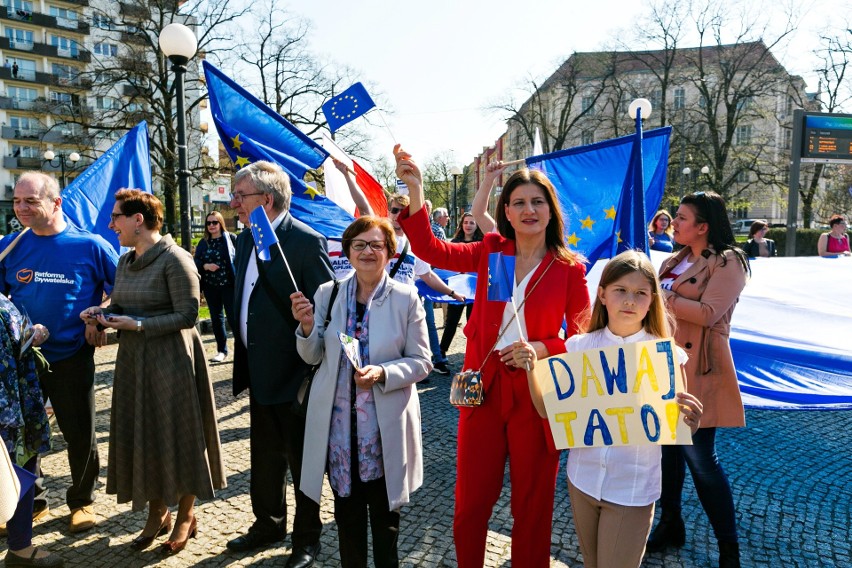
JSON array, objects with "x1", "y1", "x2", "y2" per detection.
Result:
[{"x1": 291, "y1": 215, "x2": 431, "y2": 568}]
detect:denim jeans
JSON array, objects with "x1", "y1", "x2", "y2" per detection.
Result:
[
  {"x1": 203, "y1": 284, "x2": 234, "y2": 354},
  {"x1": 659, "y1": 427, "x2": 738, "y2": 543},
  {"x1": 422, "y1": 298, "x2": 447, "y2": 364}
]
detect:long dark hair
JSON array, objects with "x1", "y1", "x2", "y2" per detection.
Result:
[
  {"x1": 495, "y1": 168, "x2": 579, "y2": 264},
  {"x1": 452, "y1": 212, "x2": 484, "y2": 242},
  {"x1": 680, "y1": 191, "x2": 750, "y2": 275}
]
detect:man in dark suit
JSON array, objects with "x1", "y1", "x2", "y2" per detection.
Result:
[{"x1": 226, "y1": 161, "x2": 333, "y2": 568}]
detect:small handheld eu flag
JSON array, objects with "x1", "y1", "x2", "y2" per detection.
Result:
[
  {"x1": 322, "y1": 82, "x2": 376, "y2": 133},
  {"x1": 249, "y1": 205, "x2": 298, "y2": 292},
  {"x1": 487, "y1": 253, "x2": 515, "y2": 302}
]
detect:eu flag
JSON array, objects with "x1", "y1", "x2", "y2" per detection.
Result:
[
  {"x1": 249, "y1": 205, "x2": 279, "y2": 262},
  {"x1": 322, "y1": 82, "x2": 376, "y2": 133},
  {"x1": 525, "y1": 127, "x2": 671, "y2": 266},
  {"x1": 61, "y1": 121, "x2": 152, "y2": 253},
  {"x1": 487, "y1": 253, "x2": 515, "y2": 302},
  {"x1": 204, "y1": 61, "x2": 356, "y2": 239}
]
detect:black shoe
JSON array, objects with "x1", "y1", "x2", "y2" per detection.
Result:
[
  {"x1": 646, "y1": 511, "x2": 685, "y2": 553},
  {"x1": 226, "y1": 526, "x2": 285, "y2": 552},
  {"x1": 285, "y1": 543, "x2": 321, "y2": 568},
  {"x1": 719, "y1": 541, "x2": 741, "y2": 568},
  {"x1": 433, "y1": 362, "x2": 451, "y2": 375},
  {"x1": 4, "y1": 548, "x2": 64, "y2": 567}
]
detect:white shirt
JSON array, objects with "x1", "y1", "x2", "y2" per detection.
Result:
[
  {"x1": 239, "y1": 210, "x2": 287, "y2": 347},
  {"x1": 565, "y1": 327, "x2": 688, "y2": 506},
  {"x1": 494, "y1": 260, "x2": 541, "y2": 350}
]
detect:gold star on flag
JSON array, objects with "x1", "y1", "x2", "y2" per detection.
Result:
[
  {"x1": 580, "y1": 216, "x2": 596, "y2": 230},
  {"x1": 234, "y1": 156, "x2": 250, "y2": 169},
  {"x1": 604, "y1": 206, "x2": 617, "y2": 220},
  {"x1": 231, "y1": 133, "x2": 243, "y2": 152},
  {"x1": 304, "y1": 185, "x2": 321, "y2": 200},
  {"x1": 567, "y1": 232, "x2": 580, "y2": 246},
  {"x1": 616, "y1": 230, "x2": 623, "y2": 243}
]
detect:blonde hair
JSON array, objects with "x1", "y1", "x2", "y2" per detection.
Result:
[{"x1": 587, "y1": 250, "x2": 674, "y2": 338}]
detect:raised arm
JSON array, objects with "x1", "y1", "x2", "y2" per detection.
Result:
[
  {"x1": 393, "y1": 143, "x2": 425, "y2": 214},
  {"x1": 471, "y1": 161, "x2": 504, "y2": 234},
  {"x1": 333, "y1": 158, "x2": 374, "y2": 216}
]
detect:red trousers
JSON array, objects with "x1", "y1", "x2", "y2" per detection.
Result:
[{"x1": 453, "y1": 362, "x2": 560, "y2": 567}]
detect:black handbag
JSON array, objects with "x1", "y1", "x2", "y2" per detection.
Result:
[{"x1": 293, "y1": 280, "x2": 339, "y2": 416}]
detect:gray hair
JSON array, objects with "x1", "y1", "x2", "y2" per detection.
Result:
[
  {"x1": 18, "y1": 171, "x2": 60, "y2": 201},
  {"x1": 233, "y1": 161, "x2": 292, "y2": 212},
  {"x1": 432, "y1": 207, "x2": 448, "y2": 221}
]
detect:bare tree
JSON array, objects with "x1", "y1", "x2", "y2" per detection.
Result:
[
  {"x1": 65, "y1": 0, "x2": 250, "y2": 235},
  {"x1": 795, "y1": 26, "x2": 852, "y2": 226}
]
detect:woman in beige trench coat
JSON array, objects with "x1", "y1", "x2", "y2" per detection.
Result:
[{"x1": 647, "y1": 191, "x2": 749, "y2": 568}]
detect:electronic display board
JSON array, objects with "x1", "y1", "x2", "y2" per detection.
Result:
[{"x1": 801, "y1": 113, "x2": 852, "y2": 163}]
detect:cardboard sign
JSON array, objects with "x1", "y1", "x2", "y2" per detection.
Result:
[{"x1": 533, "y1": 338, "x2": 693, "y2": 449}]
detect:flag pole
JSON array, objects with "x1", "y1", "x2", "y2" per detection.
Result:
[
  {"x1": 273, "y1": 241, "x2": 299, "y2": 293},
  {"x1": 509, "y1": 298, "x2": 531, "y2": 371},
  {"x1": 375, "y1": 109, "x2": 397, "y2": 144},
  {"x1": 501, "y1": 158, "x2": 527, "y2": 167}
]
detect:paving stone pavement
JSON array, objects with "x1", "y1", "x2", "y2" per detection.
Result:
[{"x1": 3, "y1": 315, "x2": 850, "y2": 567}]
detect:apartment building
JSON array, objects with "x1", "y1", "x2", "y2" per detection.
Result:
[{"x1": 474, "y1": 41, "x2": 813, "y2": 224}]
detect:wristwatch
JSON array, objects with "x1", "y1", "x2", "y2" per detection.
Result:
[{"x1": 136, "y1": 319, "x2": 143, "y2": 332}]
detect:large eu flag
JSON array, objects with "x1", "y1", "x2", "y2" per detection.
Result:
[
  {"x1": 322, "y1": 82, "x2": 376, "y2": 133},
  {"x1": 204, "y1": 61, "x2": 356, "y2": 239},
  {"x1": 526, "y1": 127, "x2": 671, "y2": 266},
  {"x1": 62, "y1": 121, "x2": 152, "y2": 253}
]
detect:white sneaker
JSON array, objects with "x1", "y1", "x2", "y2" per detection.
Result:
[{"x1": 211, "y1": 352, "x2": 226, "y2": 363}]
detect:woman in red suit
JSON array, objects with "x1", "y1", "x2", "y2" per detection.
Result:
[{"x1": 394, "y1": 145, "x2": 590, "y2": 567}]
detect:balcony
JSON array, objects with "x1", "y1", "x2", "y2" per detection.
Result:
[
  {"x1": 3, "y1": 156, "x2": 43, "y2": 170},
  {"x1": 50, "y1": 73, "x2": 92, "y2": 89},
  {"x1": 0, "y1": 96, "x2": 40, "y2": 111},
  {"x1": 0, "y1": 37, "x2": 92, "y2": 63},
  {"x1": 119, "y1": 2, "x2": 150, "y2": 20},
  {"x1": 120, "y1": 30, "x2": 149, "y2": 45},
  {"x1": 0, "y1": 6, "x2": 90, "y2": 35},
  {"x1": 36, "y1": 100, "x2": 93, "y2": 118},
  {"x1": 1, "y1": 126, "x2": 47, "y2": 140}
]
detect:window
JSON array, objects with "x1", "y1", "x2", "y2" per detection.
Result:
[
  {"x1": 673, "y1": 88, "x2": 685, "y2": 110},
  {"x1": 650, "y1": 89, "x2": 662, "y2": 110},
  {"x1": 50, "y1": 91, "x2": 72, "y2": 103},
  {"x1": 699, "y1": 94, "x2": 708, "y2": 108},
  {"x1": 49, "y1": 6, "x2": 78, "y2": 21},
  {"x1": 736, "y1": 96, "x2": 752, "y2": 112},
  {"x1": 782, "y1": 129, "x2": 792, "y2": 150},
  {"x1": 50, "y1": 35, "x2": 79, "y2": 57},
  {"x1": 785, "y1": 96, "x2": 794, "y2": 115},
  {"x1": 11, "y1": 144, "x2": 39, "y2": 158},
  {"x1": 7, "y1": 86, "x2": 37, "y2": 101},
  {"x1": 9, "y1": 115, "x2": 35, "y2": 129},
  {"x1": 92, "y1": 13, "x2": 112, "y2": 30},
  {"x1": 581, "y1": 95, "x2": 595, "y2": 115},
  {"x1": 5, "y1": 27, "x2": 34, "y2": 47},
  {"x1": 581, "y1": 130, "x2": 595, "y2": 146},
  {"x1": 96, "y1": 96, "x2": 120, "y2": 110},
  {"x1": 736, "y1": 170, "x2": 750, "y2": 183},
  {"x1": 93, "y1": 42, "x2": 118, "y2": 57},
  {"x1": 52, "y1": 63, "x2": 75, "y2": 80},
  {"x1": 735, "y1": 125, "x2": 752, "y2": 146}
]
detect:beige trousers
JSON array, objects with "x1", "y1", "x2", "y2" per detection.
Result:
[{"x1": 568, "y1": 479, "x2": 655, "y2": 568}]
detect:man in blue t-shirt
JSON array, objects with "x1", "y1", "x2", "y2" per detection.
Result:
[{"x1": 0, "y1": 172, "x2": 118, "y2": 535}]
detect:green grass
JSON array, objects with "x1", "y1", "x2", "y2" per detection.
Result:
[{"x1": 199, "y1": 306, "x2": 210, "y2": 320}]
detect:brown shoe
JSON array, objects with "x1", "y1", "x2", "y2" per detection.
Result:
[{"x1": 69, "y1": 506, "x2": 96, "y2": 533}]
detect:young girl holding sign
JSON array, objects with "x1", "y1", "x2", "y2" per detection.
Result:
[{"x1": 514, "y1": 250, "x2": 703, "y2": 568}]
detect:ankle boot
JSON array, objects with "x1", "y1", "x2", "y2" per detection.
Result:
[
  {"x1": 718, "y1": 541, "x2": 741, "y2": 568},
  {"x1": 646, "y1": 511, "x2": 686, "y2": 553}
]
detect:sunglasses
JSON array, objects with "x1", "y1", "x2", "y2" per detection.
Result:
[
  {"x1": 389, "y1": 206, "x2": 404, "y2": 214},
  {"x1": 206, "y1": 220, "x2": 220, "y2": 226}
]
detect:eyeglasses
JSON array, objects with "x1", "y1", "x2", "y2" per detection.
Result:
[
  {"x1": 389, "y1": 206, "x2": 404, "y2": 215},
  {"x1": 230, "y1": 191, "x2": 265, "y2": 203},
  {"x1": 206, "y1": 220, "x2": 220, "y2": 226},
  {"x1": 350, "y1": 239, "x2": 387, "y2": 252},
  {"x1": 110, "y1": 213, "x2": 128, "y2": 222}
]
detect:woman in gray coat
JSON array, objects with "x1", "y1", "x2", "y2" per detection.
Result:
[{"x1": 291, "y1": 216, "x2": 431, "y2": 568}]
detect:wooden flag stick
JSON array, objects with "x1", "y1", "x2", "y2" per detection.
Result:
[
  {"x1": 509, "y1": 298, "x2": 531, "y2": 371},
  {"x1": 274, "y1": 240, "x2": 299, "y2": 293},
  {"x1": 376, "y1": 109, "x2": 397, "y2": 144},
  {"x1": 501, "y1": 158, "x2": 527, "y2": 167}
]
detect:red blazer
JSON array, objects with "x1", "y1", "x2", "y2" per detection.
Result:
[{"x1": 400, "y1": 207, "x2": 590, "y2": 390}]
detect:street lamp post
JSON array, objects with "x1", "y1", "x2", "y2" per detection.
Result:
[
  {"x1": 682, "y1": 166, "x2": 692, "y2": 193},
  {"x1": 450, "y1": 166, "x2": 462, "y2": 226},
  {"x1": 700, "y1": 165, "x2": 710, "y2": 191},
  {"x1": 43, "y1": 150, "x2": 80, "y2": 189},
  {"x1": 159, "y1": 23, "x2": 198, "y2": 251}
]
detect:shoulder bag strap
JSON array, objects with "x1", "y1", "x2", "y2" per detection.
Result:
[
  {"x1": 0, "y1": 228, "x2": 30, "y2": 265},
  {"x1": 476, "y1": 256, "x2": 557, "y2": 373},
  {"x1": 388, "y1": 239, "x2": 410, "y2": 280}
]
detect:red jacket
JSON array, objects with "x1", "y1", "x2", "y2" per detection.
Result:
[{"x1": 400, "y1": 207, "x2": 590, "y2": 390}]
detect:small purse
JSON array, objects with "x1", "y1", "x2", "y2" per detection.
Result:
[{"x1": 449, "y1": 258, "x2": 556, "y2": 408}]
